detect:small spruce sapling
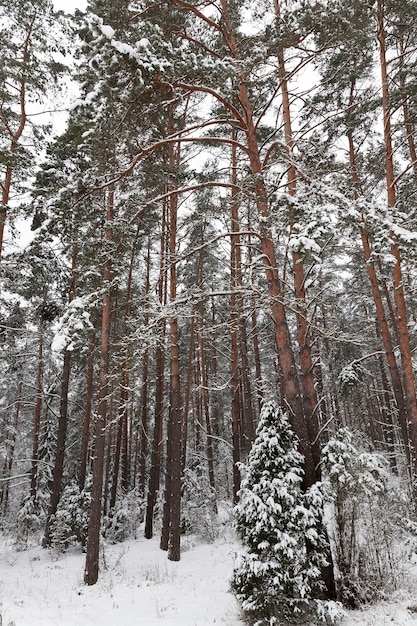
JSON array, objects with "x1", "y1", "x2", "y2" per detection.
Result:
[
  {"x1": 231, "y1": 400, "x2": 344, "y2": 625},
  {"x1": 48, "y1": 481, "x2": 91, "y2": 552}
]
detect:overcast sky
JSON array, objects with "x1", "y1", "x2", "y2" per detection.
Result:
[{"x1": 53, "y1": 0, "x2": 87, "y2": 12}]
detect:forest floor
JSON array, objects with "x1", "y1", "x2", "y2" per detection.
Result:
[{"x1": 1, "y1": 528, "x2": 417, "y2": 625}]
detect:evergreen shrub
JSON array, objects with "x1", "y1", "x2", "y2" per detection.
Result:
[
  {"x1": 48, "y1": 481, "x2": 91, "y2": 552},
  {"x1": 231, "y1": 400, "x2": 344, "y2": 625}
]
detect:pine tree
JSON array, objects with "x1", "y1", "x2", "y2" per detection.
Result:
[
  {"x1": 0, "y1": 0, "x2": 66, "y2": 259},
  {"x1": 231, "y1": 400, "x2": 342, "y2": 625}
]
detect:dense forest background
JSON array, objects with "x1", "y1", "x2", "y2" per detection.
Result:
[{"x1": 2, "y1": 0, "x2": 417, "y2": 622}]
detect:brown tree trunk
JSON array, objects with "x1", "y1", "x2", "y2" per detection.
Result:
[
  {"x1": 377, "y1": 2, "x2": 417, "y2": 479},
  {"x1": 121, "y1": 378, "x2": 130, "y2": 493},
  {"x1": 30, "y1": 326, "x2": 43, "y2": 500},
  {"x1": 345, "y1": 71, "x2": 411, "y2": 471},
  {"x1": 0, "y1": 16, "x2": 33, "y2": 260},
  {"x1": 272, "y1": 0, "x2": 336, "y2": 599},
  {"x1": 120, "y1": 225, "x2": 144, "y2": 493},
  {"x1": 138, "y1": 356, "x2": 149, "y2": 494},
  {"x1": 247, "y1": 220, "x2": 264, "y2": 412},
  {"x1": 144, "y1": 206, "x2": 167, "y2": 540},
  {"x1": 197, "y1": 303, "x2": 216, "y2": 496},
  {"x1": 109, "y1": 383, "x2": 125, "y2": 511},
  {"x1": 43, "y1": 243, "x2": 78, "y2": 546},
  {"x1": 230, "y1": 137, "x2": 255, "y2": 453},
  {"x1": 181, "y1": 312, "x2": 196, "y2": 475},
  {"x1": 1, "y1": 381, "x2": 22, "y2": 510},
  {"x1": 398, "y1": 36, "x2": 417, "y2": 181},
  {"x1": 144, "y1": 341, "x2": 165, "y2": 540},
  {"x1": 84, "y1": 184, "x2": 114, "y2": 586},
  {"x1": 376, "y1": 345, "x2": 397, "y2": 470},
  {"x1": 251, "y1": 309, "x2": 263, "y2": 411},
  {"x1": 103, "y1": 286, "x2": 118, "y2": 517},
  {"x1": 163, "y1": 125, "x2": 183, "y2": 561},
  {"x1": 79, "y1": 332, "x2": 96, "y2": 490},
  {"x1": 138, "y1": 239, "x2": 151, "y2": 494},
  {"x1": 359, "y1": 222, "x2": 410, "y2": 464},
  {"x1": 274, "y1": 5, "x2": 321, "y2": 473},
  {"x1": 230, "y1": 139, "x2": 242, "y2": 502}
]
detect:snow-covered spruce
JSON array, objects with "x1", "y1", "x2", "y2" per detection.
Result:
[
  {"x1": 48, "y1": 481, "x2": 91, "y2": 552},
  {"x1": 231, "y1": 400, "x2": 344, "y2": 625}
]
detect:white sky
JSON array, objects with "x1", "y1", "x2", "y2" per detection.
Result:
[{"x1": 53, "y1": 0, "x2": 87, "y2": 12}]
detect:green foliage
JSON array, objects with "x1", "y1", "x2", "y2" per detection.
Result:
[
  {"x1": 14, "y1": 495, "x2": 47, "y2": 550},
  {"x1": 0, "y1": 0, "x2": 68, "y2": 191},
  {"x1": 48, "y1": 481, "x2": 91, "y2": 552},
  {"x1": 231, "y1": 401, "x2": 344, "y2": 625}
]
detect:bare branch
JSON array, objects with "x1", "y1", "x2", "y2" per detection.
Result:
[
  {"x1": 175, "y1": 82, "x2": 246, "y2": 127},
  {"x1": 174, "y1": 0, "x2": 224, "y2": 34},
  {"x1": 129, "y1": 181, "x2": 241, "y2": 224}
]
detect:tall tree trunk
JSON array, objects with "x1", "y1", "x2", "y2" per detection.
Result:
[
  {"x1": 139, "y1": 239, "x2": 151, "y2": 495},
  {"x1": 181, "y1": 312, "x2": 196, "y2": 475},
  {"x1": 43, "y1": 242, "x2": 78, "y2": 546},
  {"x1": 144, "y1": 207, "x2": 167, "y2": 540},
  {"x1": 145, "y1": 341, "x2": 165, "y2": 540},
  {"x1": 197, "y1": 302, "x2": 216, "y2": 496},
  {"x1": 84, "y1": 184, "x2": 114, "y2": 586},
  {"x1": 230, "y1": 137, "x2": 255, "y2": 453},
  {"x1": 247, "y1": 219, "x2": 264, "y2": 412},
  {"x1": 109, "y1": 385, "x2": 125, "y2": 511},
  {"x1": 274, "y1": 1, "x2": 321, "y2": 473},
  {"x1": 222, "y1": 9, "x2": 314, "y2": 484},
  {"x1": 0, "y1": 16, "x2": 33, "y2": 260},
  {"x1": 375, "y1": 343, "x2": 397, "y2": 471},
  {"x1": 162, "y1": 124, "x2": 183, "y2": 561},
  {"x1": 398, "y1": 35, "x2": 417, "y2": 181},
  {"x1": 103, "y1": 286, "x2": 118, "y2": 517},
  {"x1": 30, "y1": 326, "x2": 43, "y2": 501},
  {"x1": 120, "y1": 224, "x2": 144, "y2": 493},
  {"x1": 377, "y1": 2, "x2": 417, "y2": 479},
  {"x1": 230, "y1": 139, "x2": 242, "y2": 502},
  {"x1": 1, "y1": 381, "x2": 22, "y2": 510},
  {"x1": 79, "y1": 332, "x2": 96, "y2": 490},
  {"x1": 121, "y1": 374, "x2": 130, "y2": 493},
  {"x1": 345, "y1": 74, "x2": 410, "y2": 470},
  {"x1": 269, "y1": 0, "x2": 336, "y2": 599}
]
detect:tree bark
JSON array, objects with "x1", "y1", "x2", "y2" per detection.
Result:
[
  {"x1": 0, "y1": 15, "x2": 34, "y2": 260},
  {"x1": 197, "y1": 301, "x2": 216, "y2": 497},
  {"x1": 79, "y1": 332, "x2": 96, "y2": 490},
  {"x1": 274, "y1": 2, "x2": 321, "y2": 474},
  {"x1": 377, "y1": 2, "x2": 417, "y2": 479},
  {"x1": 84, "y1": 184, "x2": 114, "y2": 586},
  {"x1": 1, "y1": 381, "x2": 22, "y2": 510},
  {"x1": 164, "y1": 124, "x2": 183, "y2": 561},
  {"x1": 30, "y1": 327, "x2": 43, "y2": 501},
  {"x1": 139, "y1": 239, "x2": 151, "y2": 495},
  {"x1": 145, "y1": 206, "x2": 167, "y2": 540},
  {"x1": 43, "y1": 242, "x2": 78, "y2": 546}
]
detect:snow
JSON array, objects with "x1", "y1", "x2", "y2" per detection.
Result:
[
  {"x1": 100, "y1": 24, "x2": 115, "y2": 39},
  {"x1": 344, "y1": 602, "x2": 417, "y2": 625},
  {"x1": 1, "y1": 530, "x2": 417, "y2": 624},
  {"x1": 0, "y1": 534, "x2": 242, "y2": 625}
]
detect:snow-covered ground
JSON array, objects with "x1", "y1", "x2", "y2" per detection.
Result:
[
  {"x1": 0, "y1": 533, "x2": 242, "y2": 626},
  {"x1": 1, "y1": 530, "x2": 417, "y2": 625}
]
